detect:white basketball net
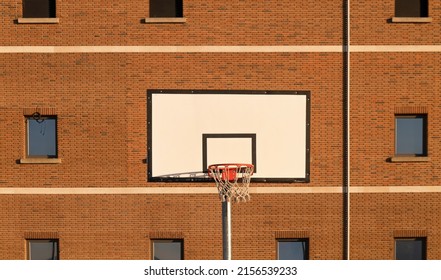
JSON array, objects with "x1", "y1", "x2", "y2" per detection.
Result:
[{"x1": 208, "y1": 164, "x2": 254, "y2": 202}]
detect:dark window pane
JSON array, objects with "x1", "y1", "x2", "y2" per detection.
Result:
[
  {"x1": 395, "y1": 116, "x2": 426, "y2": 155},
  {"x1": 29, "y1": 240, "x2": 59, "y2": 260},
  {"x1": 23, "y1": 0, "x2": 56, "y2": 18},
  {"x1": 150, "y1": 0, "x2": 183, "y2": 17},
  {"x1": 396, "y1": 239, "x2": 426, "y2": 260},
  {"x1": 395, "y1": 0, "x2": 428, "y2": 17},
  {"x1": 153, "y1": 240, "x2": 183, "y2": 260},
  {"x1": 28, "y1": 118, "x2": 57, "y2": 157},
  {"x1": 278, "y1": 239, "x2": 308, "y2": 260}
]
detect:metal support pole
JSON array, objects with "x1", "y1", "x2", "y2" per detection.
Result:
[
  {"x1": 222, "y1": 200, "x2": 232, "y2": 260},
  {"x1": 343, "y1": 0, "x2": 351, "y2": 260}
]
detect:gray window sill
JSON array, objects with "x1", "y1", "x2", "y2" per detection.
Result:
[
  {"x1": 20, "y1": 158, "x2": 62, "y2": 164},
  {"x1": 144, "y1": 17, "x2": 186, "y2": 24},
  {"x1": 391, "y1": 17, "x2": 432, "y2": 23},
  {"x1": 390, "y1": 156, "x2": 429, "y2": 162},
  {"x1": 17, "y1": 18, "x2": 60, "y2": 24}
]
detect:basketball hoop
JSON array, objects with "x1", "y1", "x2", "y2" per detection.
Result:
[
  {"x1": 208, "y1": 163, "x2": 254, "y2": 260},
  {"x1": 208, "y1": 163, "x2": 254, "y2": 202}
]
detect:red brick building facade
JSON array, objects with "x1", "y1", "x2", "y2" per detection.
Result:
[{"x1": 1, "y1": 0, "x2": 440, "y2": 259}]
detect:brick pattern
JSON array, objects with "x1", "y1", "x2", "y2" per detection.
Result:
[
  {"x1": 351, "y1": 193, "x2": 441, "y2": 260},
  {"x1": 394, "y1": 106, "x2": 428, "y2": 114},
  {"x1": 275, "y1": 231, "x2": 309, "y2": 239},
  {"x1": 351, "y1": 0, "x2": 441, "y2": 45},
  {"x1": 1, "y1": 0, "x2": 441, "y2": 260},
  {"x1": 24, "y1": 232, "x2": 59, "y2": 239},
  {"x1": 351, "y1": 52, "x2": 441, "y2": 186},
  {"x1": 148, "y1": 231, "x2": 184, "y2": 239},
  {"x1": 393, "y1": 229, "x2": 427, "y2": 237},
  {"x1": 0, "y1": 194, "x2": 343, "y2": 260},
  {"x1": 0, "y1": 0, "x2": 343, "y2": 46},
  {"x1": 0, "y1": 52, "x2": 343, "y2": 188},
  {"x1": 23, "y1": 107, "x2": 57, "y2": 116}
]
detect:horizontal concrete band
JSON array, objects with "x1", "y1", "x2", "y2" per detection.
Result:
[
  {"x1": 1, "y1": 186, "x2": 441, "y2": 194},
  {"x1": 1, "y1": 45, "x2": 441, "y2": 53}
]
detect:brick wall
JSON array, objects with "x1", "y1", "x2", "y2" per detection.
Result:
[
  {"x1": 1, "y1": 0, "x2": 441, "y2": 260},
  {"x1": 351, "y1": 0, "x2": 441, "y2": 45},
  {"x1": 1, "y1": 52, "x2": 343, "y2": 188},
  {"x1": 351, "y1": 52, "x2": 441, "y2": 186},
  {"x1": 0, "y1": 0, "x2": 343, "y2": 46},
  {"x1": 351, "y1": 193, "x2": 441, "y2": 260},
  {"x1": 0, "y1": 194, "x2": 343, "y2": 260}
]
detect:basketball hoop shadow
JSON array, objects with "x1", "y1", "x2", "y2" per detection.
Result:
[{"x1": 150, "y1": 171, "x2": 210, "y2": 181}]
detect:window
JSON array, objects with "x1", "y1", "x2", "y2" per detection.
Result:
[
  {"x1": 27, "y1": 239, "x2": 59, "y2": 260},
  {"x1": 23, "y1": 0, "x2": 56, "y2": 18},
  {"x1": 26, "y1": 115, "x2": 57, "y2": 158},
  {"x1": 395, "y1": 238, "x2": 426, "y2": 260},
  {"x1": 152, "y1": 239, "x2": 183, "y2": 260},
  {"x1": 395, "y1": 115, "x2": 427, "y2": 156},
  {"x1": 150, "y1": 0, "x2": 183, "y2": 18},
  {"x1": 277, "y1": 239, "x2": 309, "y2": 260},
  {"x1": 395, "y1": 0, "x2": 428, "y2": 17},
  {"x1": 392, "y1": 0, "x2": 431, "y2": 22}
]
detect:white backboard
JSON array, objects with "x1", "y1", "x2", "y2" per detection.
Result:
[{"x1": 147, "y1": 90, "x2": 310, "y2": 182}]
